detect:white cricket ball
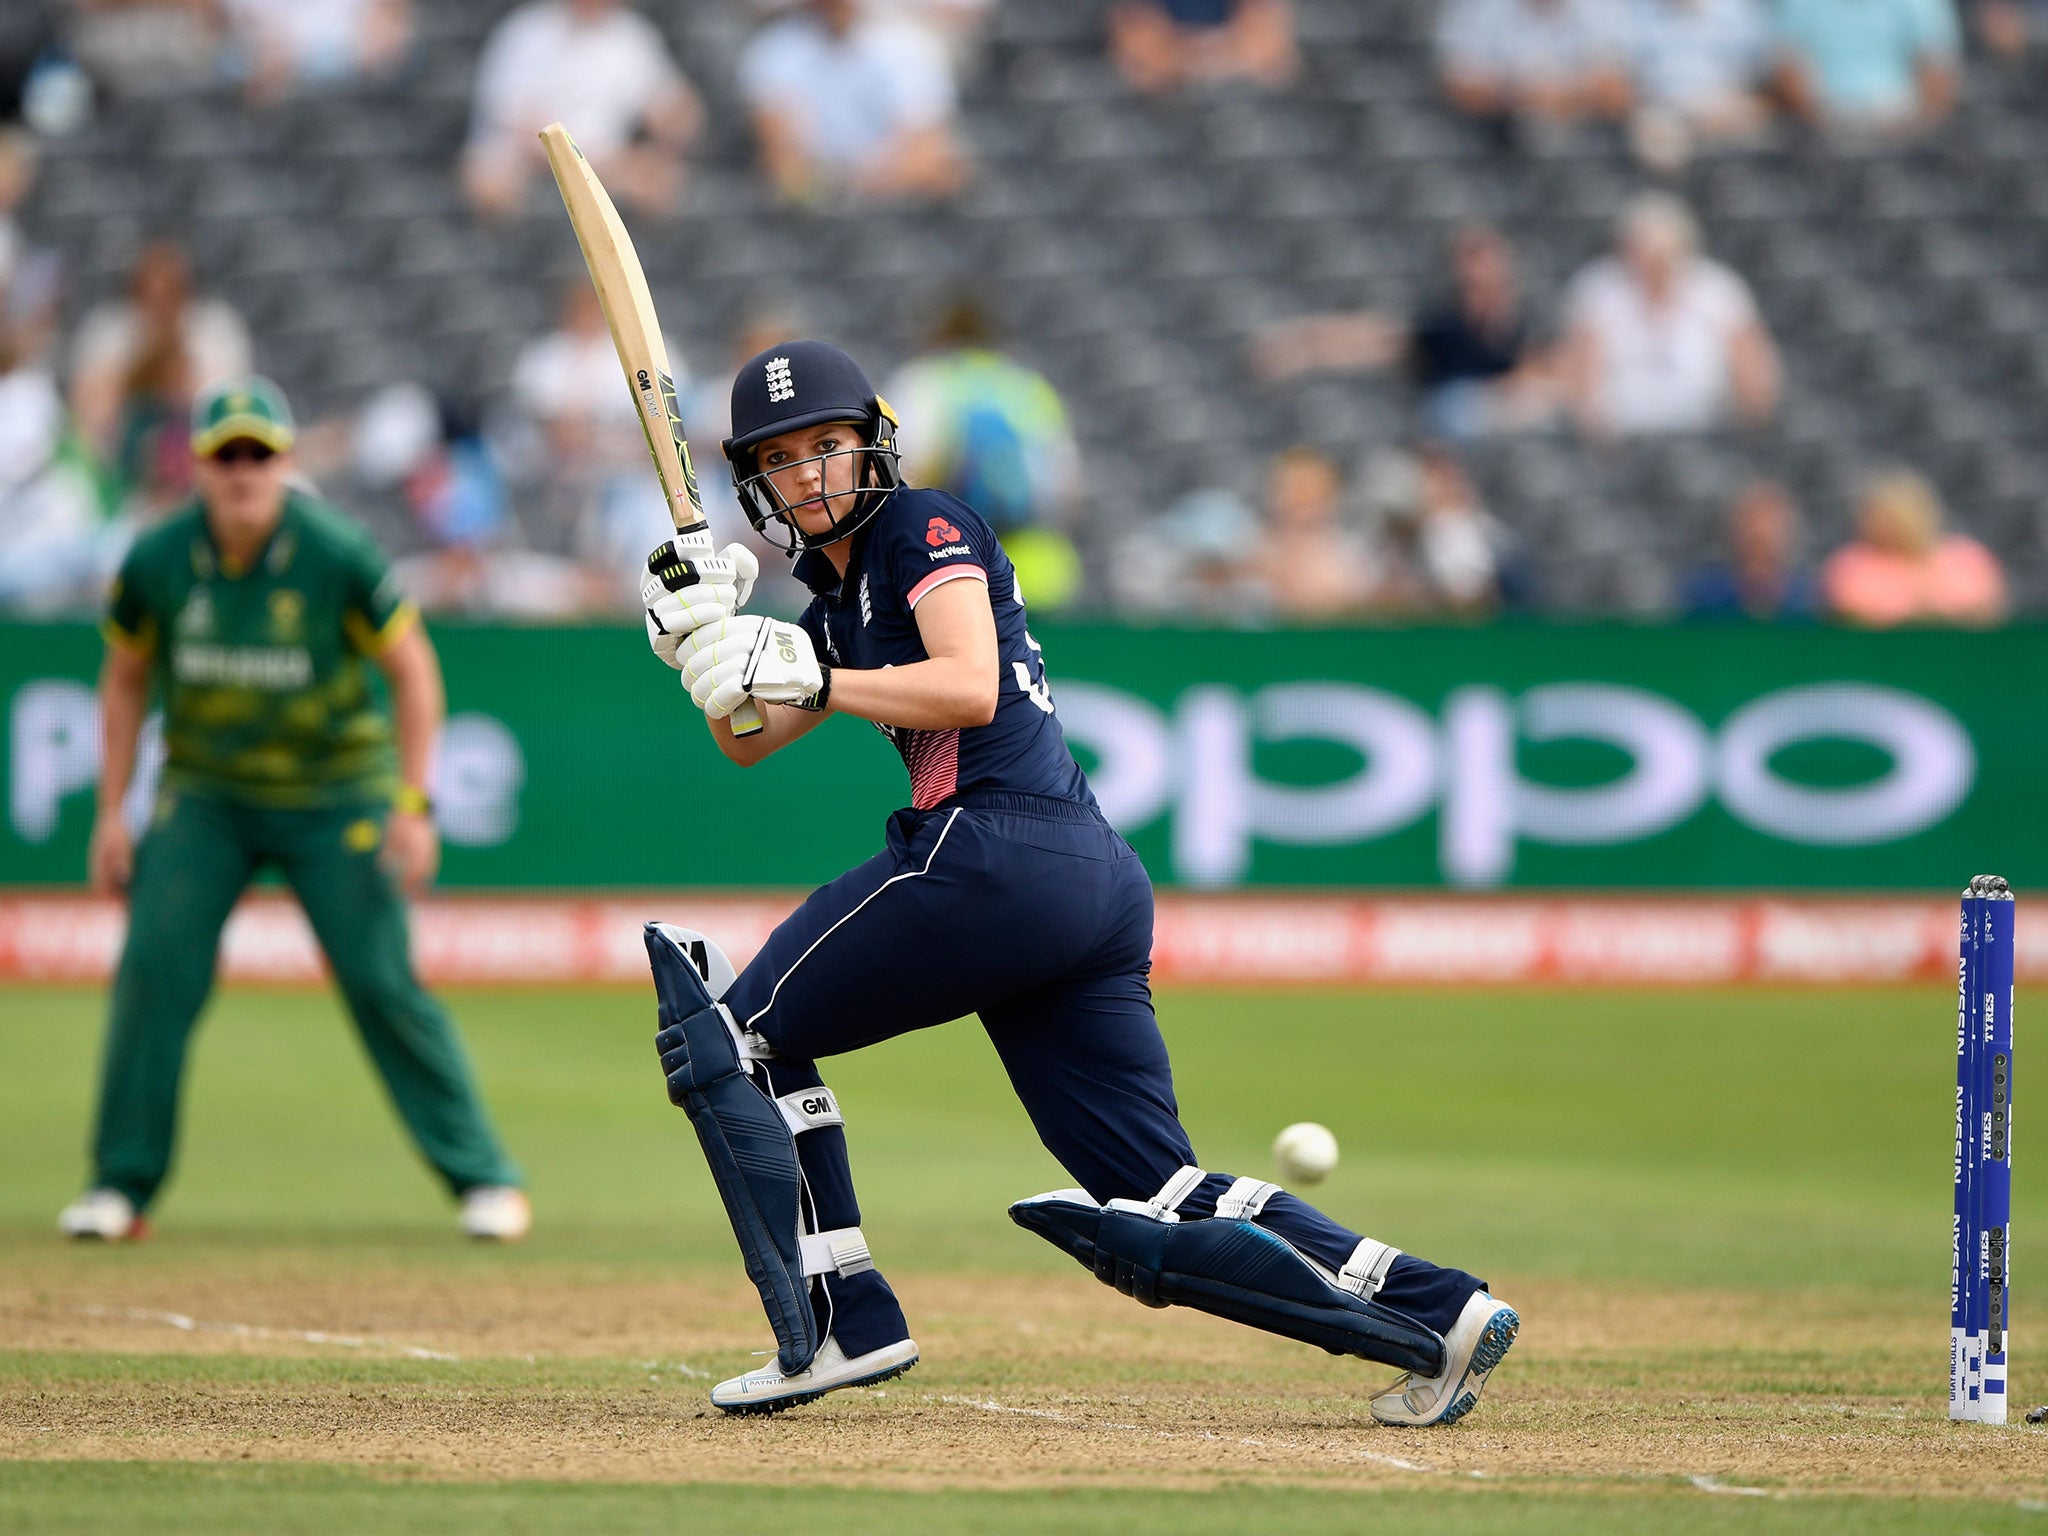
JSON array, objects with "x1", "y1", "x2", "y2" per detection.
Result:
[{"x1": 1272, "y1": 1121, "x2": 1339, "y2": 1185}]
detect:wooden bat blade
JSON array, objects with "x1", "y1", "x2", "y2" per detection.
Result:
[
  {"x1": 538, "y1": 122, "x2": 702, "y2": 530},
  {"x1": 540, "y1": 122, "x2": 764, "y2": 738}
]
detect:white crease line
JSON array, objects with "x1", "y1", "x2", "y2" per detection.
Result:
[
  {"x1": 80, "y1": 1306, "x2": 459, "y2": 1362},
  {"x1": 1690, "y1": 1475, "x2": 1771, "y2": 1498},
  {"x1": 932, "y1": 1393, "x2": 1460, "y2": 1477},
  {"x1": 938, "y1": 1396, "x2": 1145, "y2": 1432}
]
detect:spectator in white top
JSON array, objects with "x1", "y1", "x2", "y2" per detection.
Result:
[
  {"x1": 739, "y1": 0, "x2": 968, "y2": 206},
  {"x1": 1559, "y1": 193, "x2": 1779, "y2": 438},
  {"x1": 221, "y1": 0, "x2": 412, "y2": 103},
  {"x1": 463, "y1": 0, "x2": 703, "y2": 221},
  {"x1": 1773, "y1": 0, "x2": 1960, "y2": 135},
  {"x1": 0, "y1": 129, "x2": 60, "y2": 368},
  {"x1": 1436, "y1": 0, "x2": 1634, "y2": 131},
  {"x1": 69, "y1": 239, "x2": 254, "y2": 513},
  {"x1": 1359, "y1": 444, "x2": 1505, "y2": 617},
  {"x1": 0, "y1": 315, "x2": 106, "y2": 614},
  {"x1": 1626, "y1": 0, "x2": 1771, "y2": 170}
]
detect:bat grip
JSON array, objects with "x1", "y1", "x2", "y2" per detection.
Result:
[{"x1": 663, "y1": 518, "x2": 764, "y2": 736}]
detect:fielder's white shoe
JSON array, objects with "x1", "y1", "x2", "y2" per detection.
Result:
[
  {"x1": 57, "y1": 1188, "x2": 144, "y2": 1241},
  {"x1": 458, "y1": 1186, "x2": 531, "y2": 1242},
  {"x1": 711, "y1": 1335, "x2": 918, "y2": 1416},
  {"x1": 1369, "y1": 1291, "x2": 1519, "y2": 1427}
]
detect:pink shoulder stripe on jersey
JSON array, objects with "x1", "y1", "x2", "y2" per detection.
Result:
[{"x1": 906, "y1": 563, "x2": 987, "y2": 609}]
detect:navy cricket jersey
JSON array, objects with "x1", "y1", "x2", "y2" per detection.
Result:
[{"x1": 793, "y1": 487, "x2": 1094, "y2": 812}]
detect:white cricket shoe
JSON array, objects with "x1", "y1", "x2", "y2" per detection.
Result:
[
  {"x1": 458, "y1": 1186, "x2": 531, "y2": 1242},
  {"x1": 1369, "y1": 1290, "x2": 1519, "y2": 1427},
  {"x1": 58, "y1": 1188, "x2": 143, "y2": 1241},
  {"x1": 711, "y1": 1335, "x2": 918, "y2": 1416}
]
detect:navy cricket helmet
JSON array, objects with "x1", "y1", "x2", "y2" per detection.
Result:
[{"x1": 722, "y1": 339, "x2": 902, "y2": 554}]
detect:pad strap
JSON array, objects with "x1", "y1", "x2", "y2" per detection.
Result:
[
  {"x1": 726, "y1": 1007, "x2": 775, "y2": 1063},
  {"x1": 1336, "y1": 1238, "x2": 1400, "y2": 1301},
  {"x1": 1148, "y1": 1165, "x2": 1208, "y2": 1218},
  {"x1": 776, "y1": 1087, "x2": 844, "y2": 1134},
  {"x1": 799, "y1": 1226, "x2": 875, "y2": 1278},
  {"x1": 1217, "y1": 1177, "x2": 1281, "y2": 1221}
]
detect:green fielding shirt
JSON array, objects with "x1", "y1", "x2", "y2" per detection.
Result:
[{"x1": 105, "y1": 491, "x2": 419, "y2": 808}]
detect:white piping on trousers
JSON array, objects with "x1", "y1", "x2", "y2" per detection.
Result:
[{"x1": 743, "y1": 807, "x2": 964, "y2": 1032}]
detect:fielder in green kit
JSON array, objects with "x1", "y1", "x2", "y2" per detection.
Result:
[{"x1": 57, "y1": 378, "x2": 529, "y2": 1243}]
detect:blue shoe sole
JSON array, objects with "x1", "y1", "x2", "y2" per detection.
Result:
[
  {"x1": 1433, "y1": 1306, "x2": 1519, "y2": 1427},
  {"x1": 714, "y1": 1354, "x2": 918, "y2": 1417}
]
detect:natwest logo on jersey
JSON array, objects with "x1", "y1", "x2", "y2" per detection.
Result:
[{"x1": 925, "y1": 517, "x2": 962, "y2": 547}]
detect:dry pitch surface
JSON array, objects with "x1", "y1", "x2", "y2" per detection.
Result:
[
  {"x1": 5, "y1": 1258, "x2": 2042, "y2": 1500},
  {"x1": 8, "y1": 981, "x2": 2046, "y2": 1529}
]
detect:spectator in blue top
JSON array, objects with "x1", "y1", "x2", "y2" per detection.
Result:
[
  {"x1": 1109, "y1": 0, "x2": 1299, "y2": 95},
  {"x1": 1679, "y1": 480, "x2": 1819, "y2": 620},
  {"x1": 1626, "y1": 0, "x2": 1772, "y2": 169},
  {"x1": 1774, "y1": 0, "x2": 1961, "y2": 135},
  {"x1": 740, "y1": 0, "x2": 968, "y2": 205}
]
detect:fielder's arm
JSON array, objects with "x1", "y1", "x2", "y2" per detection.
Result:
[
  {"x1": 373, "y1": 623, "x2": 444, "y2": 893},
  {"x1": 89, "y1": 644, "x2": 150, "y2": 895}
]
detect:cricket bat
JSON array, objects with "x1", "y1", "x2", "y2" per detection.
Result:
[{"x1": 539, "y1": 122, "x2": 763, "y2": 737}]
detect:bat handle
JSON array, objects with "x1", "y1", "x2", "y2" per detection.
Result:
[{"x1": 667, "y1": 518, "x2": 765, "y2": 737}]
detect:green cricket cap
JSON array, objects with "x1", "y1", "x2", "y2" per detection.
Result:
[{"x1": 190, "y1": 376, "x2": 296, "y2": 457}]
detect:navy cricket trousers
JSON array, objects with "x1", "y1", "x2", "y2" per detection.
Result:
[{"x1": 721, "y1": 789, "x2": 1485, "y2": 1357}]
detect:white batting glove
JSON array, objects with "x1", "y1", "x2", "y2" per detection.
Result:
[
  {"x1": 680, "y1": 614, "x2": 829, "y2": 719},
  {"x1": 642, "y1": 540, "x2": 759, "y2": 670}
]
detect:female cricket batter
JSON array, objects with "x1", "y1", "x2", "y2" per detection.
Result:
[{"x1": 641, "y1": 341, "x2": 1516, "y2": 1422}]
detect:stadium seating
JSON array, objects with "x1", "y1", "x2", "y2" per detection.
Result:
[{"x1": 25, "y1": 0, "x2": 2047, "y2": 609}]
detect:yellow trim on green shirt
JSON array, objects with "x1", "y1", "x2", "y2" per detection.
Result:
[
  {"x1": 101, "y1": 616, "x2": 156, "y2": 658},
  {"x1": 345, "y1": 599, "x2": 418, "y2": 658}
]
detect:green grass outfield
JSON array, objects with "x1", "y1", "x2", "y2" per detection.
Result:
[
  {"x1": 3, "y1": 981, "x2": 2043, "y2": 1532},
  {"x1": 3, "y1": 1463, "x2": 2042, "y2": 1536}
]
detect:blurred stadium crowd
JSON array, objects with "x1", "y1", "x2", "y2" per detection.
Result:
[{"x1": 0, "y1": 0, "x2": 2043, "y2": 624}]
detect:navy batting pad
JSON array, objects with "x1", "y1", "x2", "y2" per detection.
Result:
[
  {"x1": 648, "y1": 923, "x2": 819, "y2": 1375},
  {"x1": 1011, "y1": 1193, "x2": 1446, "y2": 1376}
]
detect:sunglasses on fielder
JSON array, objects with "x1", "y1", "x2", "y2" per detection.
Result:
[{"x1": 209, "y1": 441, "x2": 278, "y2": 465}]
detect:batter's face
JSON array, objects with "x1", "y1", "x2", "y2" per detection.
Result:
[{"x1": 755, "y1": 420, "x2": 866, "y2": 542}]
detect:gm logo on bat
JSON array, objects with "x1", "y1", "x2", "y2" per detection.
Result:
[{"x1": 635, "y1": 369, "x2": 662, "y2": 421}]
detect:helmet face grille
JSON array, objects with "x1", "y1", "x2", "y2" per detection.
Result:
[
  {"x1": 724, "y1": 341, "x2": 903, "y2": 555},
  {"x1": 734, "y1": 429, "x2": 903, "y2": 556}
]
